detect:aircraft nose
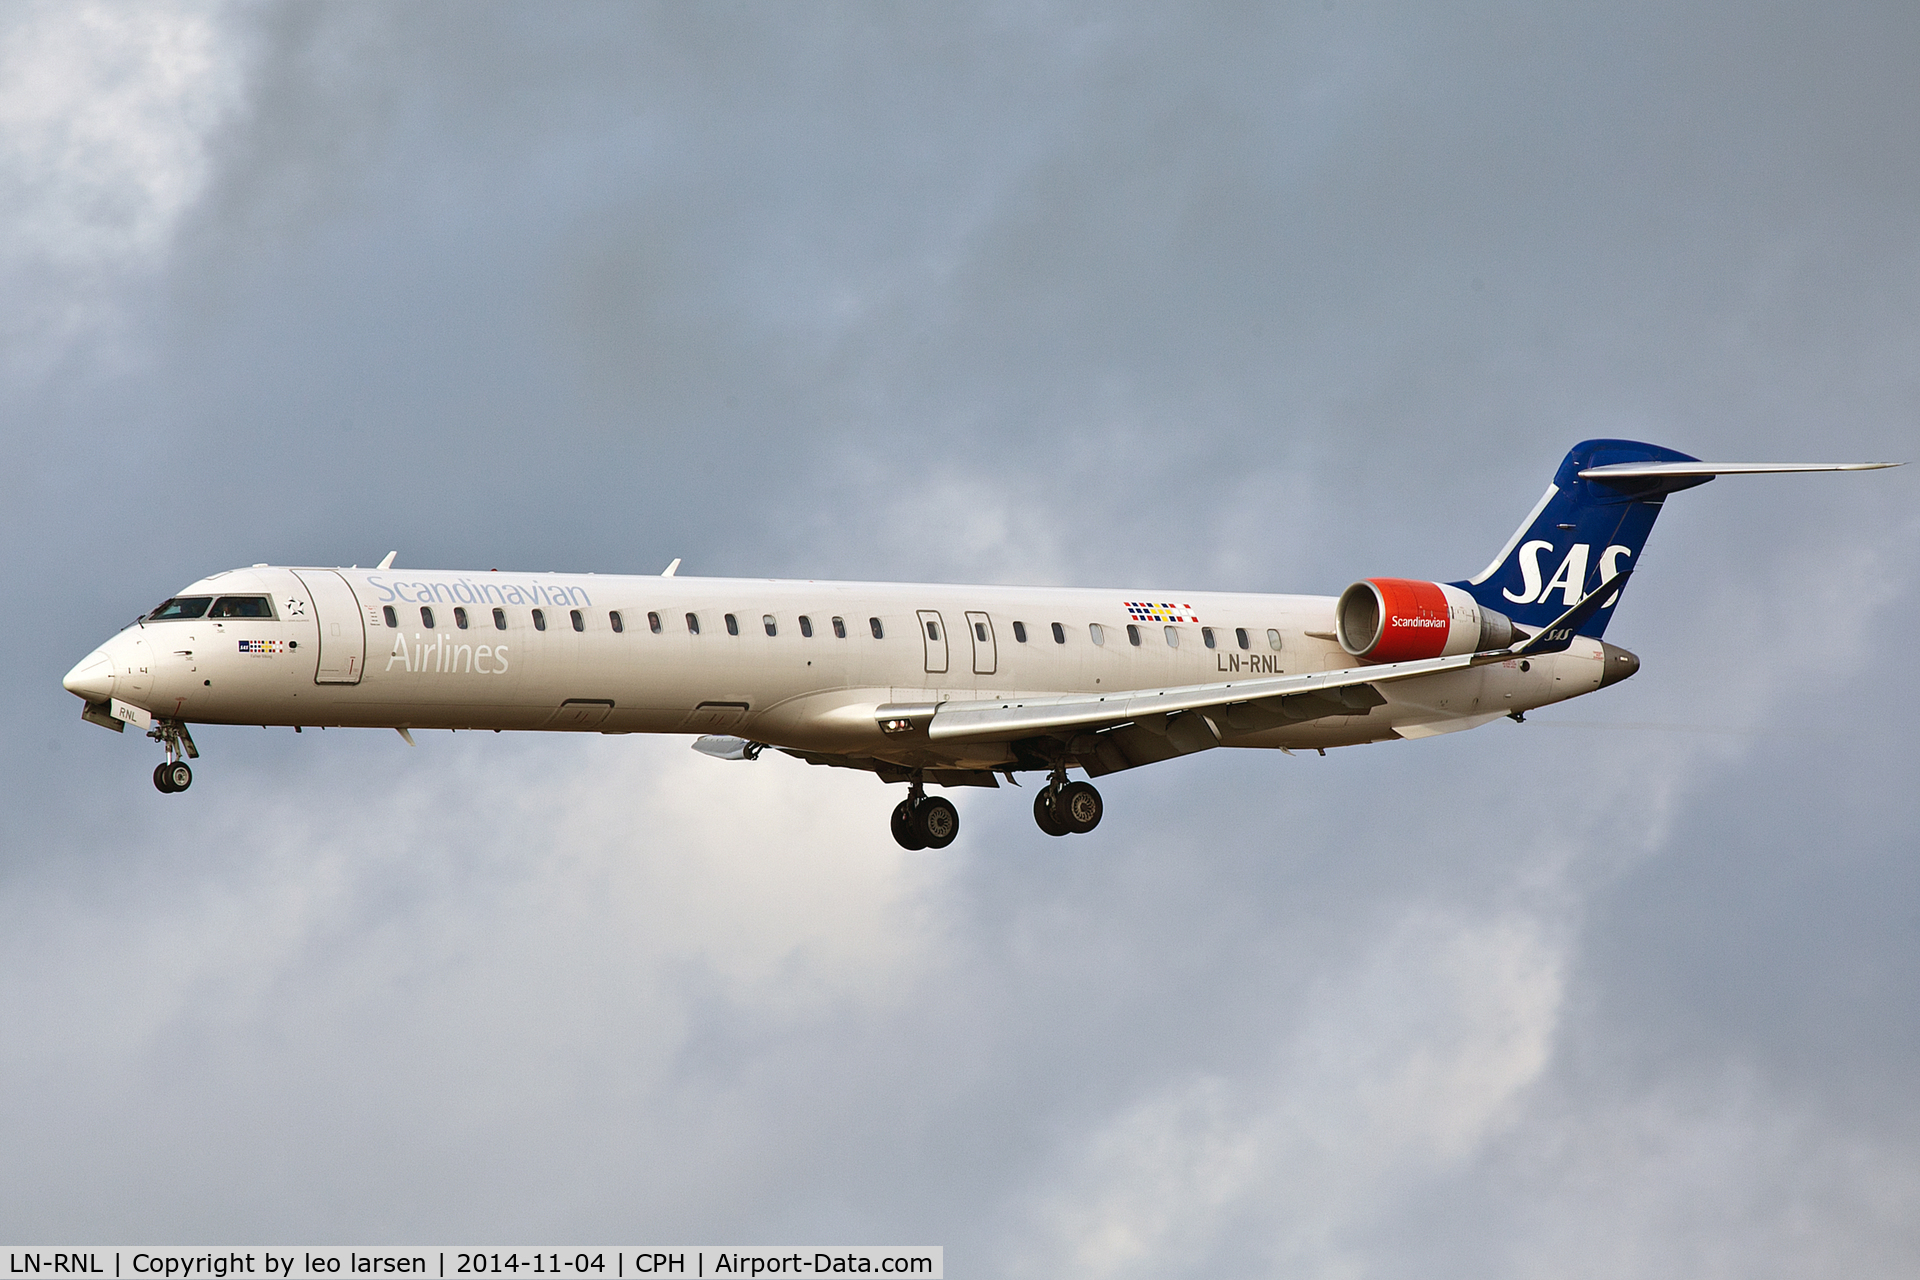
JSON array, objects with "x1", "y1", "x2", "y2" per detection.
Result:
[
  {"x1": 62, "y1": 649, "x2": 115, "y2": 702},
  {"x1": 1599, "y1": 641, "x2": 1640, "y2": 688}
]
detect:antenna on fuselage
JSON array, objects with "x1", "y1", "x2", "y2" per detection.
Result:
[
  {"x1": 662, "y1": 558, "x2": 681, "y2": 577},
  {"x1": 377, "y1": 551, "x2": 398, "y2": 569}
]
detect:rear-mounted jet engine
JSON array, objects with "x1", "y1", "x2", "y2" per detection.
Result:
[{"x1": 1336, "y1": 578, "x2": 1515, "y2": 662}]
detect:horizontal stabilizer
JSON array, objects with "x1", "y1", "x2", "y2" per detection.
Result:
[{"x1": 1579, "y1": 460, "x2": 1899, "y2": 479}]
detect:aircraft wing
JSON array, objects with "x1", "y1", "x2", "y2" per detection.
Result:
[{"x1": 912, "y1": 573, "x2": 1628, "y2": 746}]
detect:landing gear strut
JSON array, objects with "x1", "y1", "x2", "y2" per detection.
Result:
[
  {"x1": 1033, "y1": 768, "x2": 1102, "y2": 837},
  {"x1": 890, "y1": 777, "x2": 959, "y2": 850},
  {"x1": 148, "y1": 719, "x2": 198, "y2": 794}
]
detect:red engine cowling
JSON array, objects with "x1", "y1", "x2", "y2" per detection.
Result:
[{"x1": 1336, "y1": 578, "x2": 1515, "y2": 662}]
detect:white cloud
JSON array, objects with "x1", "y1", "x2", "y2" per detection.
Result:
[
  {"x1": 0, "y1": 0, "x2": 240, "y2": 363},
  {"x1": 1016, "y1": 909, "x2": 1563, "y2": 1277},
  {"x1": 0, "y1": 735, "x2": 956, "y2": 1233}
]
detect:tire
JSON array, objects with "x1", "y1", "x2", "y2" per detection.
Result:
[
  {"x1": 1033, "y1": 788, "x2": 1070, "y2": 837},
  {"x1": 891, "y1": 799, "x2": 928, "y2": 850},
  {"x1": 164, "y1": 761, "x2": 193, "y2": 793},
  {"x1": 153, "y1": 762, "x2": 176, "y2": 793},
  {"x1": 1058, "y1": 781, "x2": 1102, "y2": 834},
  {"x1": 914, "y1": 795, "x2": 959, "y2": 849}
]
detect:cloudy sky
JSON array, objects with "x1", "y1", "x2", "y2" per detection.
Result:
[{"x1": 3, "y1": 2, "x2": 1917, "y2": 1273}]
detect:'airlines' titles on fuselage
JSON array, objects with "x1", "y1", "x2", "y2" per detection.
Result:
[{"x1": 385, "y1": 632, "x2": 510, "y2": 675}]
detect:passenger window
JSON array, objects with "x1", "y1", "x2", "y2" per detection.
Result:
[
  {"x1": 532, "y1": 609, "x2": 546, "y2": 631},
  {"x1": 975, "y1": 622, "x2": 988, "y2": 642},
  {"x1": 610, "y1": 611, "x2": 624, "y2": 633},
  {"x1": 1089, "y1": 623, "x2": 1105, "y2": 646},
  {"x1": 570, "y1": 609, "x2": 585, "y2": 632},
  {"x1": 763, "y1": 614, "x2": 777, "y2": 636},
  {"x1": 148, "y1": 596, "x2": 213, "y2": 621},
  {"x1": 725, "y1": 613, "x2": 739, "y2": 636},
  {"x1": 493, "y1": 608, "x2": 507, "y2": 630},
  {"x1": 1235, "y1": 627, "x2": 1250, "y2": 650},
  {"x1": 1012, "y1": 621, "x2": 1027, "y2": 643},
  {"x1": 1052, "y1": 622, "x2": 1066, "y2": 644},
  {"x1": 1268, "y1": 629, "x2": 1283, "y2": 651},
  {"x1": 383, "y1": 605, "x2": 398, "y2": 628},
  {"x1": 1202, "y1": 627, "x2": 1216, "y2": 649},
  {"x1": 209, "y1": 595, "x2": 274, "y2": 619},
  {"x1": 686, "y1": 613, "x2": 699, "y2": 634},
  {"x1": 799, "y1": 615, "x2": 813, "y2": 638},
  {"x1": 832, "y1": 616, "x2": 847, "y2": 639},
  {"x1": 420, "y1": 606, "x2": 435, "y2": 629},
  {"x1": 926, "y1": 621, "x2": 940, "y2": 641},
  {"x1": 1126, "y1": 624, "x2": 1141, "y2": 646},
  {"x1": 647, "y1": 611, "x2": 661, "y2": 633},
  {"x1": 1164, "y1": 626, "x2": 1178, "y2": 648},
  {"x1": 869, "y1": 617, "x2": 884, "y2": 639},
  {"x1": 454, "y1": 607, "x2": 469, "y2": 630}
]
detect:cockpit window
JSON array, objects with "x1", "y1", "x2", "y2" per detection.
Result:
[
  {"x1": 148, "y1": 596, "x2": 212, "y2": 620},
  {"x1": 208, "y1": 596, "x2": 275, "y2": 619}
]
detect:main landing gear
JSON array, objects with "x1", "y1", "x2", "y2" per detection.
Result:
[
  {"x1": 1033, "y1": 771, "x2": 1102, "y2": 837},
  {"x1": 885, "y1": 770, "x2": 1103, "y2": 847},
  {"x1": 890, "y1": 779, "x2": 959, "y2": 850},
  {"x1": 148, "y1": 719, "x2": 198, "y2": 794}
]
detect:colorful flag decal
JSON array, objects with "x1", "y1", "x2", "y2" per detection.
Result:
[
  {"x1": 238, "y1": 639, "x2": 289, "y2": 654},
  {"x1": 1123, "y1": 601, "x2": 1200, "y2": 623}
]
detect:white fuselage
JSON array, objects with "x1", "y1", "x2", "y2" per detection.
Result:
[{"x1": 75, "y1": 564, "x2": 1607, "y2": 771}]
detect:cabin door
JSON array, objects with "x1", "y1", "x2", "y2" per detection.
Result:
[{"x1": 292, "y1": 569, "x2": 366, "y2": 685}]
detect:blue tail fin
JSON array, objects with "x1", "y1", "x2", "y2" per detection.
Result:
[{"x1": 1452, "y1": 440, "x2": 1710, "y2": 638}]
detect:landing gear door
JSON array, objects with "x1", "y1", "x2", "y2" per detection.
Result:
[
  {"x1": 292, "y1": 569, "x2": 366, "y2": 685},
  {"x1": 965, "y1": 611, "x2": 996, "y2": 676},
  {"x1": 917, "y1": 610, "x2": 948, "y2": 674}
]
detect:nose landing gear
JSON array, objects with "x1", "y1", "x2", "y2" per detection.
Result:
[
  {"x1": 889, "y1": 778, "x2": 959, "y2": 850},
  {"x1": 147, "y1": 719, "x2": 198, "y2": 794}
]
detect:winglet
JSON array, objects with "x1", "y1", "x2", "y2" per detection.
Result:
[
  {"x1": 662, "y1": 558, "x2": 681, "y2": 577},
  {"x1": 377, "y1": 551, "x2": 398, "y2": 569},
  {"x1": 1506, "y1": 571, "x2": 1633, "y2": 658}
]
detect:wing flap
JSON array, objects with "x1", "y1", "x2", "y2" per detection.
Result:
[{"x1": 927, "y1": 656, "x2": 1471, "y2": 744}]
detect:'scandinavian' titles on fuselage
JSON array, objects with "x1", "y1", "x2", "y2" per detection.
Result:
[{"x1": 61, "y1": 440, "x2": 1897, "y2": 846}]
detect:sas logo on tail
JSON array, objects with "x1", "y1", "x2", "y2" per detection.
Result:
[{"x1": 1503, "y1": 542, "x2": 1632, "y2": 606}]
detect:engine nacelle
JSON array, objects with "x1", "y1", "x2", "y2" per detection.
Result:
[{"x1": 1336, "y1": 578, "x2": 1515, "y2": 662}]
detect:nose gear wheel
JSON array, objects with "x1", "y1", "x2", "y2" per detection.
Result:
[{"x1": 146, "y1": 718, "x2": 199, "y2": 793}]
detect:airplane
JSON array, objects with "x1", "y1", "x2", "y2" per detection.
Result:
[{"x1": 62, "y1": 440, "x2": 1896, "y2": 848}]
